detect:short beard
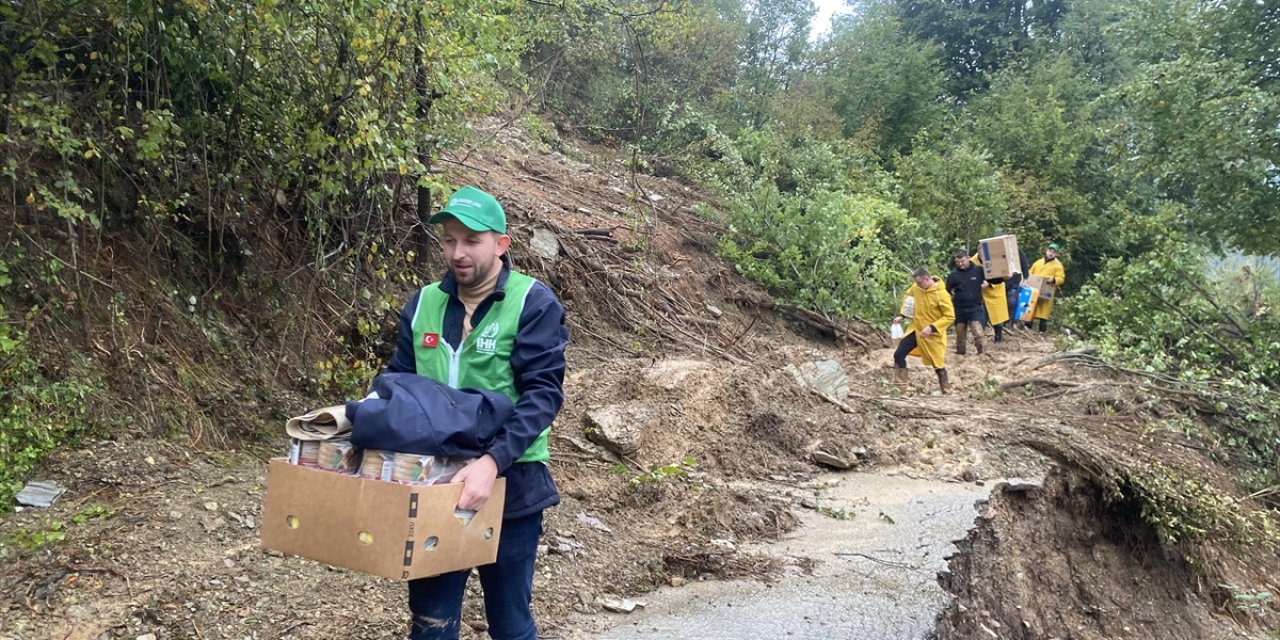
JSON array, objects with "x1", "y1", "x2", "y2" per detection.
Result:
[{"x1": 454, "y1": 258, "x2": 498, "y2": 291}]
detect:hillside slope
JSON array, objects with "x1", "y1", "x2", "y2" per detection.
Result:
[{"x1": 2, "y1": 120, "x2": 1277, "y2": 639}]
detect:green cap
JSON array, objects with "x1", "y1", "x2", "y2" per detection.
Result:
[
  {"x1": 1048, "y1": 242, "x2": 1061, "y2": 251},
  {"x1": 428, "y1": 186, "x2": 506, "y2": 233}
]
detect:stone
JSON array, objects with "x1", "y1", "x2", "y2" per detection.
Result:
[
  {"x1": 529, "y1": 227, "x2": 560, "y2": 260},
  {"x1": 812, "y1": 450, "x2": 852, "y2": 470},
  {"x1": 783, "y1": 359, "x2": 850, "y2": 400},
  {"x1": 585, "y1": 401, "x2": 660, "y2": 456}
]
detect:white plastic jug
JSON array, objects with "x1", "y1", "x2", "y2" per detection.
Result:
[{"x1": 900, "y1": 295, "x2": 916, "y2": 318}]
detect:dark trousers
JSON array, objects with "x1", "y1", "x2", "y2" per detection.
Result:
[
  {"x1": 408, "y1": 511, "x2": 544, "y2": 640},
  {"x1": 1024, "y1": 318, "x2": 1049, "y2": 332},
  {"x1": 893, "y1": 332, "x2": 917, "y2": 368},
  {"x1": 893, "y1": 332, "x2": 944, "y2": 370},
  {"x1": 954, "y1": 304, "x2": 984, "y2": 325}
]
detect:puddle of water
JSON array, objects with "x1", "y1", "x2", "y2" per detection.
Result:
[{"x1": 574, "y1": 472, "x2": 993, "y2": 640}]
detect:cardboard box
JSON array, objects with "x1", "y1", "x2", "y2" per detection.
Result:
[
  {"x1": 1015, "y1": 284, "x2": 1039, "y2": 322},
  {"x1": 979, "y1": 235, "x2": 1021, "y2": 279},
  {"x1": 261, "y1": 459, "x2": 505, "y2": 580},
  {"x1": 1025, "y1": 274, "x2": 1056, "y2": 300}
]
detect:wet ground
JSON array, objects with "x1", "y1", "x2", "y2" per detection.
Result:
[{"x1": 574, "y1": 472, "x2": 998, "y2": 640}]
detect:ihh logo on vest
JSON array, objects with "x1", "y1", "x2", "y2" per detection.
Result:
[{"x1": 476, "y1": 322, "x2": 501, "y2": 354}]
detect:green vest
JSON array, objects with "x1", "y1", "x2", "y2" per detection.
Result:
[{"x1": 410, "y1": 271, "x2": 550, "y2": 463}]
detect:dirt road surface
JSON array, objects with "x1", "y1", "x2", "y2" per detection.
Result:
[{"x1": 578, "y1": 473, "x2": 994, "y2": 640}]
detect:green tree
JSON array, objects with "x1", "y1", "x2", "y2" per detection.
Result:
[
  {"x1": 892, "y1": 0, "x2": 1069, "y2": 95},
  {"x1": 818, "y1": 3, "x2": 947, "y2": 159},
  {"x1": 730, "y1": 0, "x2": 817, "y2": 128},
  {"x1": 1103, "y1": 0, "x2": 1280, "y2": 255},
  {"x1": 895, "y1": 139, "x2": 1006, "y2": 253}
]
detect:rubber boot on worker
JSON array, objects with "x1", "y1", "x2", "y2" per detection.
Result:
[
  {"x1": 954, "y1": 326, "x2": 966, "y2": 355},
  {"x1": 970, "y1": 321, "x2": 985, "y2": 354},
  {"x1": 893, "y1": 367, "x2": 909, "y2": 390},
  {"x1": 935, "y1": 368, "x2": 949, "y2": 394}
]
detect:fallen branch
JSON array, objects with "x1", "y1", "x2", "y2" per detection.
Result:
[
  {"x1": 999, "y1": 377, "x2": 1084, "y2": 392},
  {"x1": 833, "y1": 551, "x2": 913, "y2": 568},
  {"x1": 808, "y1": 387, "x2": 856, "y2": 414},
  {"x1": 575, "y1": 225, "x2": 628, "y2": 236}
]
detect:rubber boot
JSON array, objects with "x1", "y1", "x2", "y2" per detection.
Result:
[
  {"x1": 936, "y1": 368, "x2": 949, "y2": 394},
  {"x1": 893, "y1": 367, "x2": 909, "y2": 390},
  {"x1": 954, "y1": 326, "x2": 966, "y2": 355},
  {"x1": 973, "y1": 322, "x2": 985, "y2": 354}
]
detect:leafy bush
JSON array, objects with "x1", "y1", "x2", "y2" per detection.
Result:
[
  {"x1": 1069, "y1": 236, "x2": 1280, "y2": 493},
  {"x1": 718, "y1": 183, "x2": 931, "y2": 319},
  {"x1": 0, "y1": 300, "x2": 96, "y2": 509},
  {"x1": 2, "y1": 0, "x2": 522, "y2": 257},
  {"x1": 693, "y1": 126, "x2": 940, "y2": 321}
]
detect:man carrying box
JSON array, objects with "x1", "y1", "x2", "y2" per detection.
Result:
[
  {"x1": 1004, "y1": 245, "x2": 1031, "y2": 333},
  {"x1": 968, "y1": 251, "x2": 1010, "y2": 343},
  {"x1": 384, "y1": 185, "x2": 568, "y2": 640},
  {"x1": 1025, "y1": 242, "x2": 1066, "y2": 333}
]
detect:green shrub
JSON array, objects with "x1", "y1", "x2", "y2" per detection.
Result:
[
  {"x1": 1069, "y1": 235, "x2": 1280, "y2": 493},
  {"x1": 0, "y1": 300, "x2": 96, "y2": 510},
  {"x1": 719, "y1": 184, "x2": 931, "y2": 319}
]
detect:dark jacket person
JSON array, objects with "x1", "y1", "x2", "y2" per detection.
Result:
[
  {"x1": 945, "y1": 249, "x2": 986, "y2": 355},
  {"x1": 384, "y1": 185, "x2": 567, "y2": 640}
]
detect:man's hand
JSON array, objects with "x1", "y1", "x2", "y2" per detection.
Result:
[
  {"x1": 981, "y1": 281, "x2": 990, "y2": 289},
  {"x1": 452, "y1": 454, "x2": 499, "y2": 512},
  {"x1": 921, "y1": 326, "x2": 935, "y2": 337}
]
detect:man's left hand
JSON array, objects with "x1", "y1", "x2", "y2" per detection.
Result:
[{"x1": 453, "y1": 454, "x2": 499, "y2": 511}]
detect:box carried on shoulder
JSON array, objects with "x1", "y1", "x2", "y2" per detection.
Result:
[
  {"x1": 261, "y1": 459, "x2": 505, "y2": 580},
  {"x1": 979, "y1": 235, "x2": 1021, "y2": 279}
]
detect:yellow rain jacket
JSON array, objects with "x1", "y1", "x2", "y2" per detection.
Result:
[
  {"x1": 901, "y1": 279, "x2": 955, "y2": 368},
  {"x1": 970, "y1": 253, "x2": 1010, "y2": 326},
  {"x1": 1029, "y1": 257, "x2": 1066, "y2": 319}
]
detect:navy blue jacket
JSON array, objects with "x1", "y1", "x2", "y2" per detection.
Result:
[
  {"x1": 385, "y1": 257, "x2": 566, "y2": 519},
  {"x1": 946, "y1": 263, "x2": 986, "y2": 310},
  {"x1": 347, "y1": 373, "x2": 513, "y2": 457}
]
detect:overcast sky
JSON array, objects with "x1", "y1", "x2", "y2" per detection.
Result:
[{"x1": 811, "y1": 0, "x2": 852, "y2": 39}]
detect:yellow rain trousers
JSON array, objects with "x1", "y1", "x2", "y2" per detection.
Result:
[{"x1": 970, "y1": 253, "x2": 1009, "y2": 326}]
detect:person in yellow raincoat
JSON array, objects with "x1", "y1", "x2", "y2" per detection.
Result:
[
  {"x1": 1026, "y1": 242, "x2": 1067, "y2": 332},
  {"x1": 969, "y1": 252, "x2": 1010, "y2": 343},
  {"x1": 892, "y1": 267, "x2": 955, "y2": 393}
]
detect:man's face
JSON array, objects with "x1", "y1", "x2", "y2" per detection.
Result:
[
  {"x1": 954, "y1": 255, "x2": 970, "y2": 269},
  {"x1": 1046, "y1": 248, "x2": 1058, "y2": 260},
  {"x1": 914, "y1": 274, "x2": 933, "y2": 289},
  {"x1": 440, "y1": 218, "x2": 510, "y2": 288}
]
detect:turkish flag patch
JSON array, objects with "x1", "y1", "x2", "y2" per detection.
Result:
[{"x1": 421, "y1": 332, "x2": 439, "y2": 348}]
